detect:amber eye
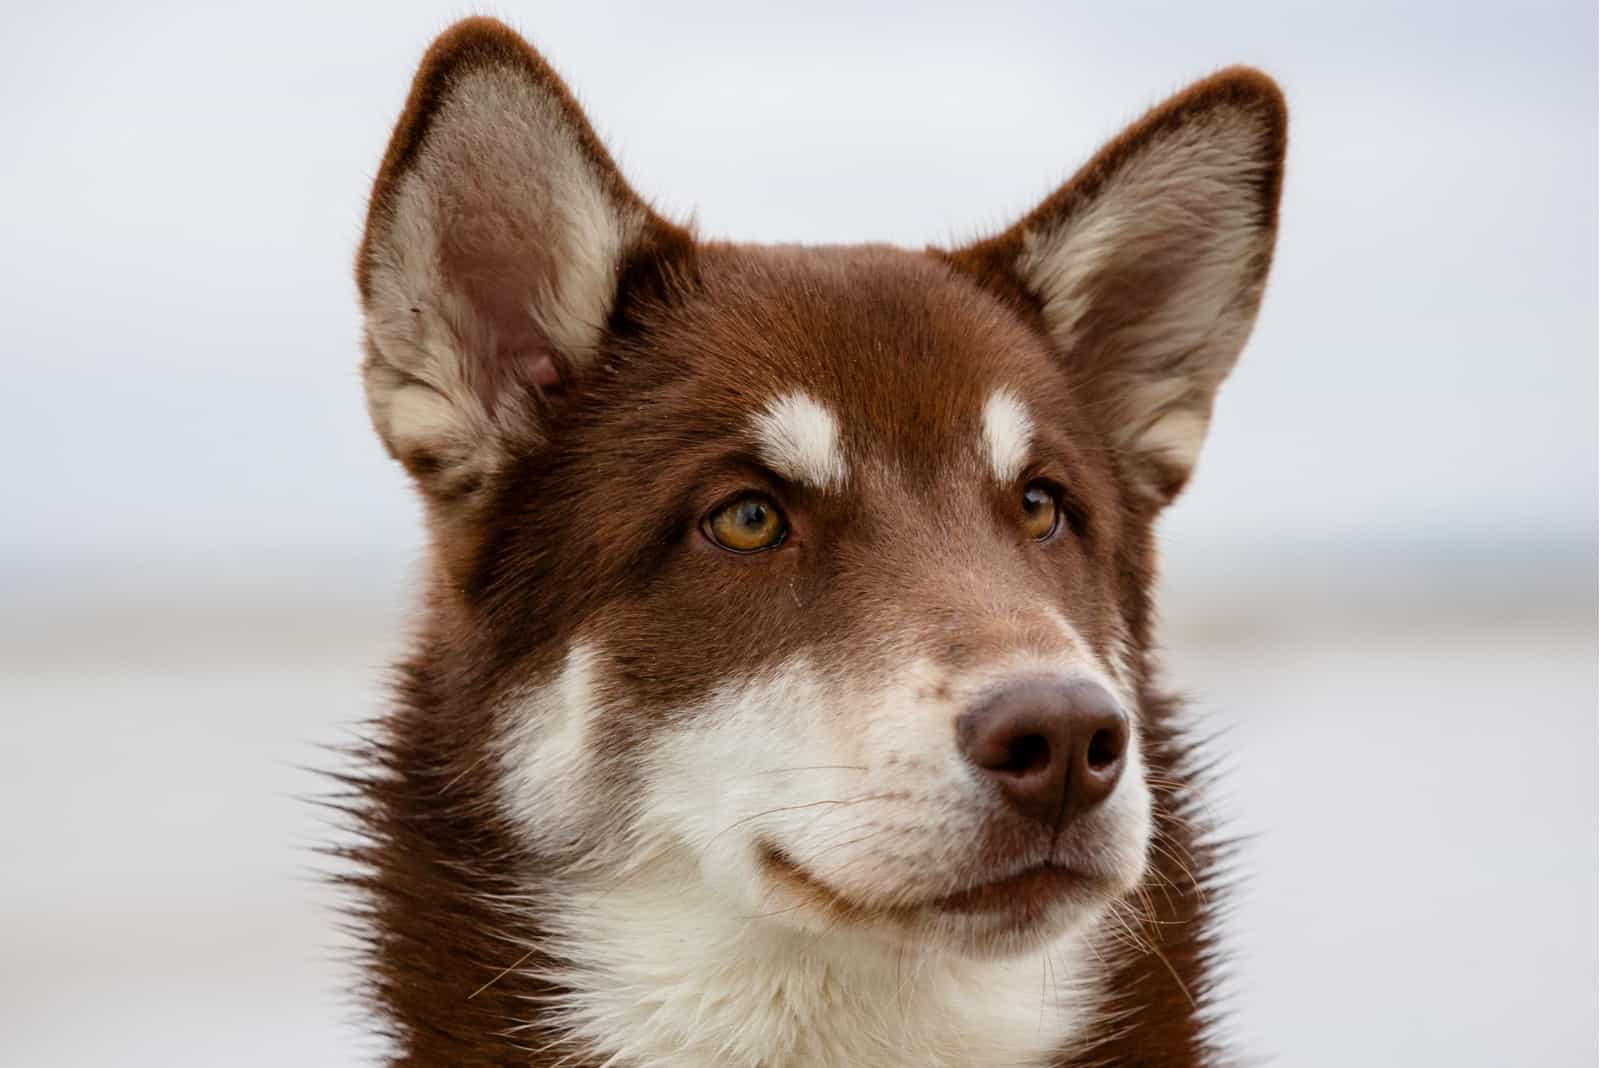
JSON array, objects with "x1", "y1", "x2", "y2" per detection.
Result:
[
  {"x1": 1020, "y1": 481, "x2": 1060, "y2": 541},
  {"x1": 706, "y1": 493, "x2": 787, "y2": 553}
]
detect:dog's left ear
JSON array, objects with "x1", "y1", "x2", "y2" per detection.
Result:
[{"x1": 944, "y1": 69, "x2": 1286, "y2": 504}]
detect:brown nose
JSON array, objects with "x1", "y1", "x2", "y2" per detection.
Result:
[{"x1": 956, "y1": 678, "x2": 1129, "y2": 826}]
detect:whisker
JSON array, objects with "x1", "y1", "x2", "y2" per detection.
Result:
[
  {"x1": 468, "y1": 946, "x2": 538, "y2": 1000},
  {"x1": 720, "y1": 764, "x2": 870, "y2": 780},
  {"x1": 1146, "y1": 834, "x2": 1208, "y2": 906},
  {"x1": 704, "y1": 793, "x2": 893, "y2": 850}
]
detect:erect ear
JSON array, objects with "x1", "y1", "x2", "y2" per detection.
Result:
[
  {"x1": 943, "y1": 68, "x2": 1286, "y2": 505},
  {"x1": 357, "y1": 18, "x2": 688, "y2": 501}
]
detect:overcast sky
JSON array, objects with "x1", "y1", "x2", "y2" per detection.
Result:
[{"x1": 2, "y1": 0, "x2": 1594, "y2": 577}]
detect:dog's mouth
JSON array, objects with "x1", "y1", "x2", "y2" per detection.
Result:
[
  {"x1": 757, "y1": 842, "x2": 1104, "y2": 928},
  {"x1": 929, "y1": 864, "x2": 1088, "y2": 913}
]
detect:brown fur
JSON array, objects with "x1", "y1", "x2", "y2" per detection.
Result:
[{"x1": 337, "y1": 17, "x2": 1285, "y2": 1066}]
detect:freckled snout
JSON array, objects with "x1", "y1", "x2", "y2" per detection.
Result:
[{"x1": 957, "y1": 679, "x2": 1128, "y2": 826}]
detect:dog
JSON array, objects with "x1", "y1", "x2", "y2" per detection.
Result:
[{"x1": 343, "y1": 17, "x2": 1285, "y2": 1066}]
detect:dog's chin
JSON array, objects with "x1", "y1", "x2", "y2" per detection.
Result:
[{"x1": 754, "y1": 842, "x2": 1129, "y2": 959}]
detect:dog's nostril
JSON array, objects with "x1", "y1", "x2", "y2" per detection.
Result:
[
  {"x1": 1001, "y1": 733, "x2": 1052, "y2": 775},
  {"x1": 1086, "y1": 727, "x2": 1122, "y2": 771}
]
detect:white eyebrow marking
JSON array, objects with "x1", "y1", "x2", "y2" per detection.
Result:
[
  {"x1": 752, "y1": 391, "x2": 847, "y2": 490},
  {"x1": 982, "y1": 388, "x2": 1034, "y2": 482}
]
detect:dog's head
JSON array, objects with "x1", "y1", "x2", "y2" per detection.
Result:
[{"x1": 357, "y1": 20, "x2": 1284, "y2": 959}]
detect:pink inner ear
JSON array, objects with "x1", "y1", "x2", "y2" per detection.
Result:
[
  {"x1": 446, "y1": 229, "x2": 566, "y2": 409},
  {"x1": 527, "y1": 353, "x2": 562, "y2": 390}
]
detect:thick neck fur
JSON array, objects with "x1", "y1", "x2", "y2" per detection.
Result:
[{"x1": 341, "y1": 644, "x2": 1222, "y2": 1067}]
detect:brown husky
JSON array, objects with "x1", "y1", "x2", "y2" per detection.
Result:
[{"x1": 344, "y1": 16, "x2": 1286, "y2": 1066}]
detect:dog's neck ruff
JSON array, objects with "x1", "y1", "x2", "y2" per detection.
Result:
[{"x1": 525, "y1": 848, "x2": 1100, "y2": 1067}]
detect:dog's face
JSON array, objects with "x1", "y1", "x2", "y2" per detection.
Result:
[
  {"x1": 357, "y1": 21, "x2": 1283, "y2": 960},
  {"x1": 493, "y1": 248, "x2": 1150, "y2": 955}
]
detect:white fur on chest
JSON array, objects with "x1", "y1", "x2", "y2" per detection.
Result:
[{"x1": 530, "y1": 852, "x2": 1099, "y2": 1068}]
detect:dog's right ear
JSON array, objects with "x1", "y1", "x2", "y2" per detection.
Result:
[{"x1": 357, "y1": 18, "x2": 687, "y2": 501}]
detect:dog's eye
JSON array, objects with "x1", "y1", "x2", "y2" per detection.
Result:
[
  {"x1": 705, "y1": 493, "x2": 788, "y2": 553},
  {"x1": 1020, "y1": 481, "x2": 1060, "y2": 541}
]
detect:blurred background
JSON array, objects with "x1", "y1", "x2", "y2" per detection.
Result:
[{"x1": 2, "y1": 1, "x2": 1594, "y2": 1064}]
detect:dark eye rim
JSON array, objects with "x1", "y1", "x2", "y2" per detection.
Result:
[{"x1": 701, "y1": 491, "x2": 790, "y2": 554}]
